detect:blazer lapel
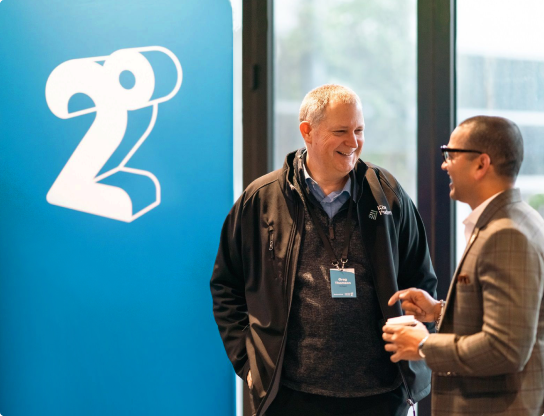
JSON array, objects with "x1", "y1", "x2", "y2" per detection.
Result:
[
  {"x1": 438, "y1": 188, "x2": 521, "y2": 332},
  {"x1": 439, "y1": 229, "x2": 479, "y2": 332}
]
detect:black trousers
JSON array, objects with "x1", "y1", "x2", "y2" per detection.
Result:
[{"x1": 265, "y1": 385, "x2": 411, "y2": 416}]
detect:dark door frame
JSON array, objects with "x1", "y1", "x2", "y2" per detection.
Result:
[{"x1": 416, "y1": 1, "x2": 456, "y2": 413}]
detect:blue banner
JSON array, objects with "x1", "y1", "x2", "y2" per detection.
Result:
[{"x1": 0, "y1": 1, "x2": 234, "y2": 415}]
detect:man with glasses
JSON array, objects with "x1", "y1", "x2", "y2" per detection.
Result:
[{"x1": 383, "y1": 116, "x2": 544, "y2": 415}]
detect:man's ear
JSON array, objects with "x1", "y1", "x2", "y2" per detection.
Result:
[
  {"x1": 474, "y1": 153, "x2": 492, "y2": 180},
  {"x1": 300, "y1": 121, "x2": 312, "y2": 145}
]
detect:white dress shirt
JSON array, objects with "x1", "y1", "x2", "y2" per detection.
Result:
[{"x1": 462, "y1": 191, "x2": 503, "y2": 244}]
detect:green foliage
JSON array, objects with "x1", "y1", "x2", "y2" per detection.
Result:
[{"x1": 529, "y1": 193, "x2": 544, "y2": 215}]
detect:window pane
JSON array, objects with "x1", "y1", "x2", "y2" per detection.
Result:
[
  {"x1": 273, "y1": 0, "x2": 417, "y2": 200},
  {"x1": 456, "y1": 0, "x2": 544, "y2": 260}
]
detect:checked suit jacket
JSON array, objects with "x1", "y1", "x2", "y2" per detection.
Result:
[{"x1": 421, "y1": 188, "x2": 544, "y2": 416}]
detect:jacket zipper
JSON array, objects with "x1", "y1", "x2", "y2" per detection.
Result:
[
  {"x1": 257, "y1": 202, "x2": 300, "y2": 416},
  {"x1": 399, "y1": 369, "x2": 416, "y2": 415},
  {"x1": 283, "y1": 203, "x2": 299, "y2": 300},
  {"x1": 268, "y1": 226, "x2": 275, "y2": 259},
  {"x1": 356, "y1": 200, "x2": 416, "y2": 409}
]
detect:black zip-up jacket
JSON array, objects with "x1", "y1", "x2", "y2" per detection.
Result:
[{"x1": 211, "y1": 150, "x2": 437, "y2": 415}]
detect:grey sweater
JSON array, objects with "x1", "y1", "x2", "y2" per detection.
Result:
[{"x1": 281, "y1": 166, "x2": 400, "y2": 397}]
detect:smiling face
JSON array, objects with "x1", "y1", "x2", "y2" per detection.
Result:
[
  {"x1": 303, "y1": 100, "x2": 365, "y2": 185},
  {"x1": 441, "y1": 125, "x2": 478, "y2": 204}
]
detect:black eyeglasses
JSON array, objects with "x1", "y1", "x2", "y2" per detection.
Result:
[{"x1": 440, "y1": 146, "x2": 483, "y2": 163}]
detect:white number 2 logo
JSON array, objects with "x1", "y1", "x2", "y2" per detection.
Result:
[{"x1": 45, "y1": 46, "x2": 182, "y2": 222}]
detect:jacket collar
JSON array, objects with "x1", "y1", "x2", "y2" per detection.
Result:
[
  {"x1": 280, "y1": 148, "x2": 368, "y2": 202},
  {"x1": 474, "y1": 188, "x2": 521, "y2": 230}
]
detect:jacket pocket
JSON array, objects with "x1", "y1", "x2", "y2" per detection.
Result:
[
  {"x1": 268, "y1": 226, "x2": 275, "y2": 259},
  {"x1": 434, "y1": 373, "x2": 519, "y2": 396},
  {"x1": 462, "y1": 373, "x2": 520, "y2": 396},
  {"x1": 265, "y1": 224, "x2": 283, "y2": 281},
  {"x1": 453, "y1": 283, "x2": 483, "y2": 334},
  {"x1": 456, "y1": 283, "x2": 478, "y2": 293}
]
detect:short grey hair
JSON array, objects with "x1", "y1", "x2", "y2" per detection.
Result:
[
  {"x1": 460, "y1": 115, "x2": 524, "y2": 179},
  {"x1": 299, "y1": 84, "x2": 361, "y2": 126}
]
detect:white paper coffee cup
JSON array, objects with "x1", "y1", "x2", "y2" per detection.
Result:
[{"x1": 386, "y1": 315, "x2": 418, "y2": 326}]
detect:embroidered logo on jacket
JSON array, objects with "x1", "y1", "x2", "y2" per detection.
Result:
[
  {"x1": 377, "y1": 205, "x2": 392, "y2": 215},
  {"x1": 369, "y1": 210, "x2": 378, "y2": 220}
]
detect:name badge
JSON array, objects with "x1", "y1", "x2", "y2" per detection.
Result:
[{"x1": 330, "y1": 268, "x2": 356, "y2": 298}]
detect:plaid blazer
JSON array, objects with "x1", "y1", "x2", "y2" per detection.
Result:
[{"x1": 422, "y1": 189, "x2": 544, "y2": 416}]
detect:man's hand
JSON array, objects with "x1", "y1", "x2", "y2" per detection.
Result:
[
  {"x1": 247, "y1": 370, "x2": 253, "y2": 389},
  {"x1": 382, "y1": 321, "x2": 429, "y2": 362},
  {"x1": 388, "y1": 288, "x2": 441, "y2": 323}
]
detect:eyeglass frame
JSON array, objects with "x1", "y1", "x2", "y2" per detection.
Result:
[{"x1": 440, "y1": 145, "x2": 484, "y2": 163}]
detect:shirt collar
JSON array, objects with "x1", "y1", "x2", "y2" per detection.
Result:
[
  {"x1": 302, "y1": 162, "x2": 352, "y2": 203},
  {"x1": 462, "y1": 191, "x2": 503, "y2": 243}
]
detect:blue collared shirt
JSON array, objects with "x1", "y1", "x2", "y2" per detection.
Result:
[{"x1": 303, "y1": 163, "x2": 354, "y2": 219}]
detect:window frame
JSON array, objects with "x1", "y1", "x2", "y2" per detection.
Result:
[{"x1": 241, "y1": 1, "x2": 457, "y2": 414}]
